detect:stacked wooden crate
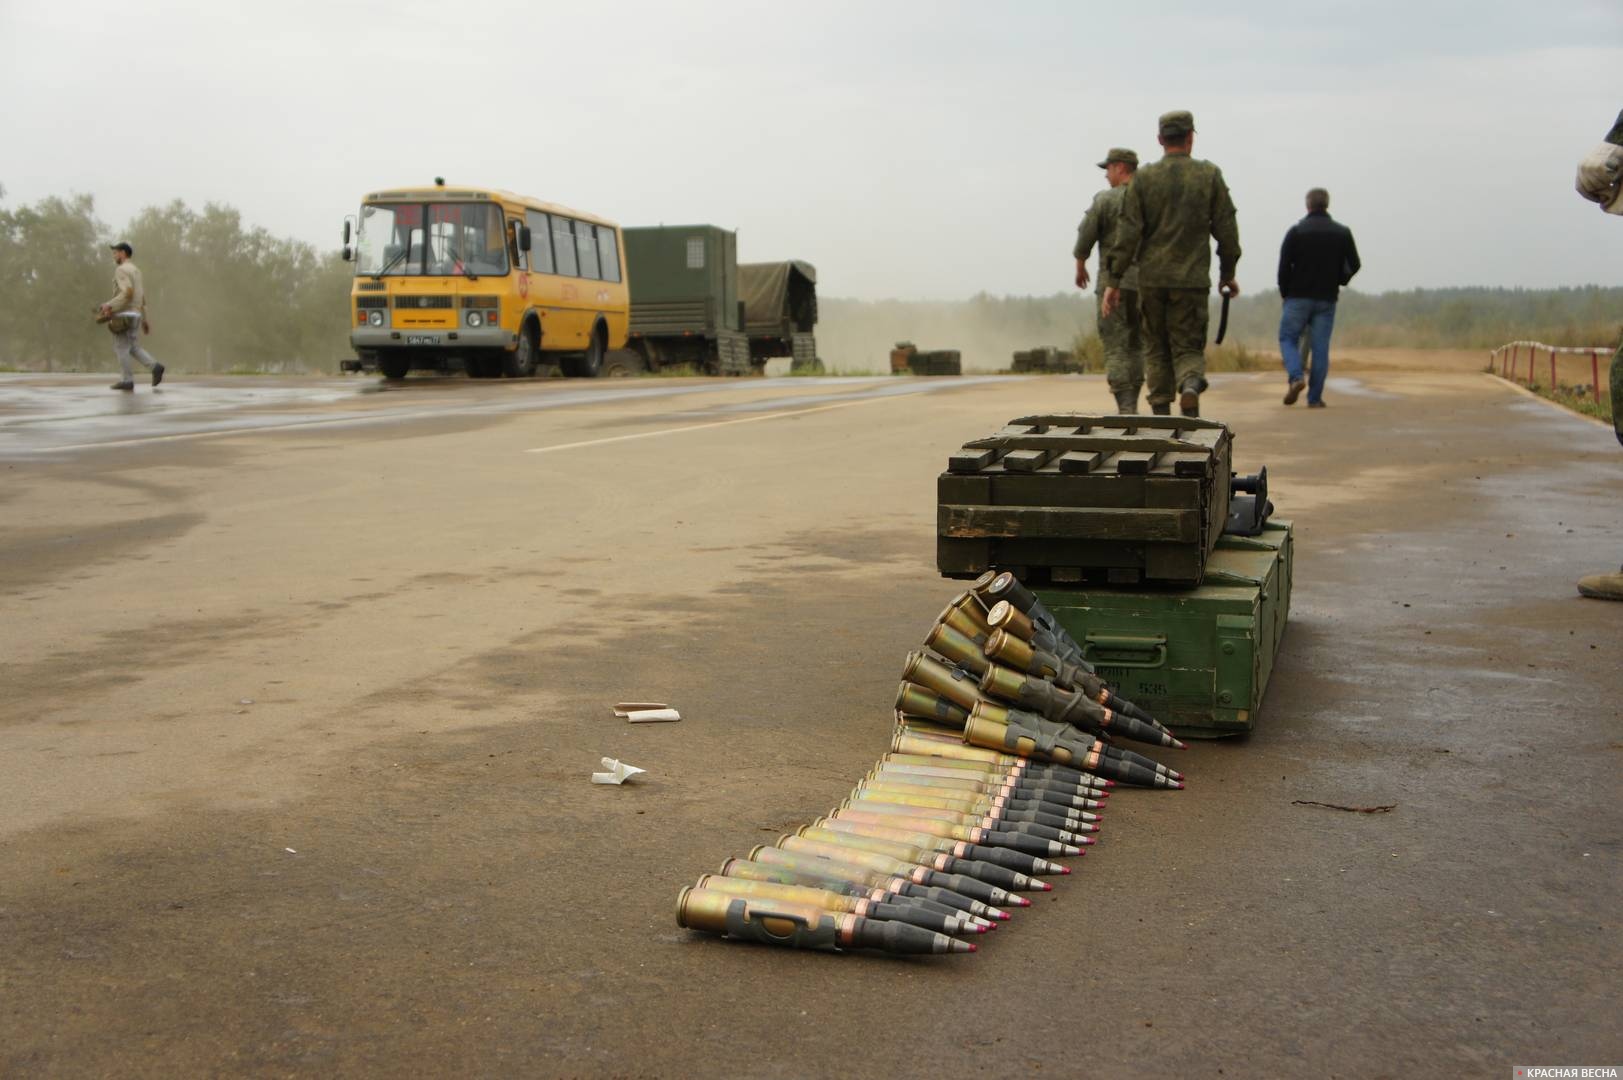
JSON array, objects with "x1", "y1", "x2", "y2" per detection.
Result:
[{"x1": 937, "y1": 415, "x2": 1232, "y2": 588}]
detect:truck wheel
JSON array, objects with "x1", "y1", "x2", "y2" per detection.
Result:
[
  {"x1": 601, "y1": 349, "x2": 645, "y2": 378},
  {"x1": 566, "y1": 326, "x2": 605, "y2": 378},
  {"x1": 380, "y1": 354, "x2": 410, "y2": 381},
  {"x1": 504, "y1": 324, "x2": 538, "y2": 378}
]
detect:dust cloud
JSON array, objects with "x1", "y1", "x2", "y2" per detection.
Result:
[{"x1": 815, "y1": 294, "x2": 1096, "y2": 373}]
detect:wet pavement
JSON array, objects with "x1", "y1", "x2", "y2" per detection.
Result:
[
  {"x1": 1, "y1": 365, "x2": 1618, "y2": 1076},
  {"x1": 0, "y1": 373, "x2": 1013, "y2": 458}
]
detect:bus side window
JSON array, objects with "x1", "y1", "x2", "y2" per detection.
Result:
[
  {"x1": 553, "y1": 217, "x2": 578, "y2": 277},
  {"x1": 597, "y1": 228, "x2": 621, "y2": 283},
  {"x1": 526, "y1": 210, "x2": 554, "y2": 274},
  {"x1": 575, "y1": 221, "x2": 601, "y2": 280}
]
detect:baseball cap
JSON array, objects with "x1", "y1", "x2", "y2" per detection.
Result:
[
  {"x1": 1158, "y1": 110, "x2": 1195, "y2": 138},
  {"x1": 1096, "y1": 147, "x2": 1139, "y2": 169},
  {"x1": 110, "y1": 242, "x2": 134, "y2": 256}
]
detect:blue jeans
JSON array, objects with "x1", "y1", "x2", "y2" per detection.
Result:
[{"x1": 1279, "y1": 297, "x2": 1337, "y2": 405}]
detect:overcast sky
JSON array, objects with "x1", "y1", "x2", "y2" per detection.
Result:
[{"x1": 3, "y1": 0, "x2": 1621, "y2": 299}]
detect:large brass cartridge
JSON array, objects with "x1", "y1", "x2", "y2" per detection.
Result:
[
  {"x1": 797, "y1": 824, "x2": 1053, "y2": 889},
  {"x1": 963, "y1": 708, "x2": 1097, "y2": 769},
  {"x1": 948, "y1": 591, "x2": 993, "y2": 631},
  {"x1": 894, "y1": 682, "x2": 970, "y2": 729},
  {"x1": 696, "y1": 875, "x2": 984, "y2": 937},
  {"x1": 937, "y1": 596, "x2": 991, "y2": 646},
  {"x1": 863, "y1": 775, "x2": 1101, "y2": 821},
  {"x1": 774, "y1": 834, "x2": 1033, "y2": 905},
  {"x1": 984, "y1": 600, "x2": 1036, "y2": 642},
  {"x1": 827, "y1": 809, "x2": 1082, "y2": 860},
  {"x1": 676, "y1": 887, "x2": 972, "y2": 955},
  {"x1": 881, "y1": 752, "x2": 1108, "y2": 795},
  {"x1": 977, "y1": 660, "x2": 1035, "y2": 705},
  {"x1": 902, "y1": 651, "x2": 991, "y2": 711},
  {"x1": 890, "y1": 730, "x2": 1107, "y2": 784},
  {"x1": 922, "y1": 623, "x2": 992, "y2": 676},
  {"x1": 875, "y1": 762, "x2": 1106, "y2": 810},
  {"x1": 722, "y1": 858, "x2": 992, "y2": 924},
  {"x1": 846, "y1": 795, "x2": 1096, "y2": 844},
  {"x1": 984, "y1": 628, "x2": 1039, "y2": 673}
]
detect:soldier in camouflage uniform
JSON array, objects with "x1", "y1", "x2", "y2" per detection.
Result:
[
  {"x1": 1074, "y1": 148, "x2": 1144, "y2": 413},
  {"x1": 1103, "y1": 111, "x2": 1241, "y2": 416},
  {"x1": 1574, "y1": 106, "x2": 1623, "y2": 600}
]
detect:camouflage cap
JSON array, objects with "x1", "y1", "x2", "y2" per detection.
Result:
[
  {"x1": 1158, "y1": 110, "x2": 1196, "y2": 138},
  {"x1": 1096, "y1": 147, "x2": 1139, "y2": 169}
]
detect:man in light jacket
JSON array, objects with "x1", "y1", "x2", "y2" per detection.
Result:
[{"x1": 97, "y1": 242, "x2": 165, "y2": 391}]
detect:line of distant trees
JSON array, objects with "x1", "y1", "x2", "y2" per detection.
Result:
[
  {"x1": 821, "y1": 287, "x2": 1623, "y2": 372},
  {"x1": 0, "y1": 186, "x2": 350, "y2": 373},
  {"x1": 1, "y1": 187, "x2": 1618, "y2": 374}
]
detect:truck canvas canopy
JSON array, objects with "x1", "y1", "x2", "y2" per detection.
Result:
[{"x1": 739, "y1": 261, "x2": 818, "y2": 335}]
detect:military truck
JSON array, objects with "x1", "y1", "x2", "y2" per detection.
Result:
[
  {"x1": 620, "y1": 227, "x2": 821, "y2": 376},
  {"x1": 1010, "y1": 346, "x2": 1082, "y2": 374},
  {"x1": 739, "y1": 261, "x2": 821, "y2": 373},
  {"x1": 621, "y1": 225, "x2": 752, "y2": 375}
]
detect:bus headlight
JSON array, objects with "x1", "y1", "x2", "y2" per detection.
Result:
[
  {"x1": 466, "y1": 311, "x2": 483, "y2": 328},
  {"x1": 368, "y1": 310, "x2": 384, "y2": 327}
]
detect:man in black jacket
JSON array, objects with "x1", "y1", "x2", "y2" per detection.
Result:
[{"x1": 1276, "y1": 189, "x2": 1360, "y2": 407}]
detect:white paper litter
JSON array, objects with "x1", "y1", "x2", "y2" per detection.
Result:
[
  {"x1": 591, "y1": 757, "x2": 646, "y2": 785},
  {"x1": 612, "y1": 702, "x2": 681, "y2": 723}
]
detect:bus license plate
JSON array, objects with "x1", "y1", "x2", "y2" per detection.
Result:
[{"x1": 406, "y1": 334, "x2": 441, "y2": 345}]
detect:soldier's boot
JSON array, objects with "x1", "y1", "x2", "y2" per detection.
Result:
[
  {"x1": 1114, "y1": 391, "x2": 1139, "y2": 414},
  {"x1": 1150, "y1": 403, "x2": 1171, "y2": 415},
  {"x1": 1178, "y1": 377, "x2": 1205, "y2": 417},
  {"x1": 1577, "y1": 566, "x2": 1623, "y2": 601}
]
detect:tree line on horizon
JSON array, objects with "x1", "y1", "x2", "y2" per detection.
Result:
[{"x1": 1, "y1": 188, "x2": 1618, "y2": 374}]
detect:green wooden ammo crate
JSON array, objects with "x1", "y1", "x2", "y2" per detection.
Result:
[
  {"x1": 1035, "y1": 520, "x2": 1293, "y2": 738},
  {"x1": 937, "y1": 415, "x2": 1233, "y2": 588}
]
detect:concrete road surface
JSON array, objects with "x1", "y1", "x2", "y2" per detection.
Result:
[{"x1": 1, "y1": 366, "x2": 1618, "y2": 1077}]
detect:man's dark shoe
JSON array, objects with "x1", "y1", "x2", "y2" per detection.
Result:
[
  {"x1": 151, "y1": 363, "x2": 165, "y2": 387},
  {"x1": 1307, "y1": 400, "x2": 1327, "y2": 408},
  {"x1": 110, "y1": 381, "x2": 135, "y2": 391},
  {"x1": 1283, "y1": 378, "x2": 1305, "y2": 405},
  {"x1": 1150, "y1": 403, "x2": 1172, "y2": 415}
]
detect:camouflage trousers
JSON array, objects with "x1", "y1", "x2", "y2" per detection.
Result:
[
  {"x1": 1097, "y1": 288, "x2": 1143, "y2": 399},
  {"x1": 1139, "y1": 287, "x2": 1210, "y2": 407},
  {"x1": 1611, "y1": 338, "x2": 1623, "y2": 448}
]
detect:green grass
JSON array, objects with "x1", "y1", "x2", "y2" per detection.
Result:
[{"x1": 1541, "y1": 383, "x2": 1614, "y2": 423}]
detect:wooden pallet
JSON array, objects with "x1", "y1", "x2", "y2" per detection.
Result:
[{"x1": 937, "y1": 414, "x2": 1232, "y2": 586}]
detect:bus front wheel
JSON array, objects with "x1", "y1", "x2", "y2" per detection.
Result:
[
  {"x1": 504, "y1": 325, "x2": 539, "y2": 378},
  {"x1": 380, "y1": 354, "x2": 410, "y2": 381}
]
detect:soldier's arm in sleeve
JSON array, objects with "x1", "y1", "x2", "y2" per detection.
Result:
[
  {"x1": 1340, "y1": 229, "x2": 1361, "y2": 285},
  {"x1": 1210, "y1": 169, "x2": 1241, "y2": 285},
  {"x1": 1074, "y1": 195, "x2": 1103, "y2": 288}
]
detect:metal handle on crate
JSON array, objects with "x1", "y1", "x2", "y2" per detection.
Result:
[{"x1": 1080, "y1": 632, "x2": 1167, "y2": 669}]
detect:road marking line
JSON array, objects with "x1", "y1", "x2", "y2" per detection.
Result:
[{"x1": 522, "y1": 390, "x2": 933, "y2": 454}]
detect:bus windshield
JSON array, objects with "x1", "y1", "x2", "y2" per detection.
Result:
[{"x1": 355, "y1": 202, "x2": 509, "y2": 277}]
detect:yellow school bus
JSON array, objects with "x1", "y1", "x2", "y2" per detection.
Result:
[{"x1": 344, "y1": 180, "x2": 630, "y2": 379}]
